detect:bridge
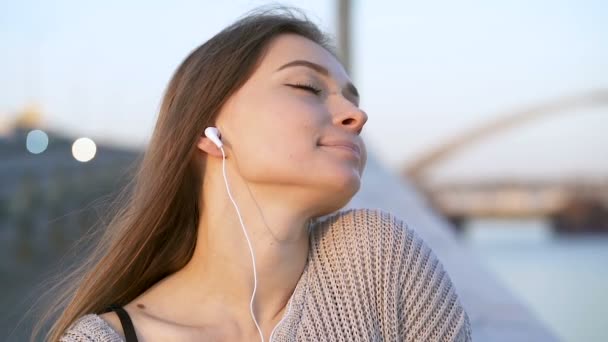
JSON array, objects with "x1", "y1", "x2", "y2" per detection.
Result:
[
  {"x1": 401, "y1": 89, "x2": 608, "y2": 232},
  {"x1": 423, "y1": 179, "x2": 608, "y2": 233},
  {"x1": 403, "y1": 89, "x2": 608, "y2": 180}
]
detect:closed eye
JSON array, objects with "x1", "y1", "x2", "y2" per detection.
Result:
[{"x1": 286, "y1": 83, "x2": 322, "y2": 95}]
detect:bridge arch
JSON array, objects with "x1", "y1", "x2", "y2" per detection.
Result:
[{"x1": 403, "y1": 89, "x2": 608, "y2": 180}]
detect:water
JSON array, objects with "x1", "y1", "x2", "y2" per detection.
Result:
[{"x1": 462, "y1": 218, "x2": 608, "y2": 342}]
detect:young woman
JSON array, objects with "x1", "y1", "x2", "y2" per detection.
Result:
[{"x1": 38, "y1": 7, "x2": 472, "y2": 342}]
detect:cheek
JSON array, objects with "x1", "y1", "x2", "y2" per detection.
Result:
[
  {"x1": 256, "y1": 96, "x2": 323, "y2": 148},
  {"x1": 234, "y1": 106, "x2": 321, "y2": 176},
  {"x1": 229, "y1": 86, "x2": 335, "y2": 181}
]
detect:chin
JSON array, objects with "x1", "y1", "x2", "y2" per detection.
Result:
[{"x1": 323, "y1": 168, "x2": 361, "y2": 201}]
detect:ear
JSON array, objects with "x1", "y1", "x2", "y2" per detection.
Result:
[{"x1": 196, "y1": 135, "x2": 223, "y2": 158}]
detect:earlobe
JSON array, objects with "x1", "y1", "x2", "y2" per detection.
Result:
[{"x1": 196, "y1": 136, "x2": 224, "y2": 158}]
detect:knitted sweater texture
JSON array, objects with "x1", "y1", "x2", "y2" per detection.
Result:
[{"x1": 60, "y1": 208, "x2": 472, "y2": 341}]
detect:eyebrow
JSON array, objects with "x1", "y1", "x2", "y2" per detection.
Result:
[{"x1": 276, "y1": 60, "x2": 360, "y2": 100}]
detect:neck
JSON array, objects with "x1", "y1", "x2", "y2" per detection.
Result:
[{"x1": 177, "y1": 163, "x2": 314, "y2": 333}]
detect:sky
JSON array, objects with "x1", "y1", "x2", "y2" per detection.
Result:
[{"x1": 1, "y1": 0, "x2": 607, "y2": 182}]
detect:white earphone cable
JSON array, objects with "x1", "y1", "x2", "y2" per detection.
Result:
[{"x1": 219, "y1": 146, "x2": 265, "y2": 342}]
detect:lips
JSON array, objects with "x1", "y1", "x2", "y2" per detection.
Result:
[{"x1": 319, "y1": 140, "x2": 361, "y2": 156}]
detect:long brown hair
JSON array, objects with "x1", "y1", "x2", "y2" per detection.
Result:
[{"x1": 34, "y1": 6, "x2": 335, "y2": 341}]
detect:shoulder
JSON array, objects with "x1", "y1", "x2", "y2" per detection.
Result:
[
  {"x1": 312, "y1": 208, "x2": 472, "y2": 341},
  {"x1": 312, "y1": 208, "x2": 454, "y2": 267},
  {"x1": 311, "y1": 207, "x2": 414, "y2": 250},
  {"x1": 309, "y1": 207, "x2": 420, "y2": 276},
  {"x1": 60, "y1": 313, "x2": 124, "y2": 342},
  {"x1": 311, "y1": 207, "x2": 463, "y2": 296}
]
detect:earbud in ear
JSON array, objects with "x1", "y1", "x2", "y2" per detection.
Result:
[{"x1": 204, "y1": 127, "x2": 223, "y2": 148}]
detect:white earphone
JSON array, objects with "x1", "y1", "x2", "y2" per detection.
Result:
[
  {"x1": 204, "y1": 126, "x2": 223, "y2": 148},
  {"x1": 203, "y1": 126, "x2": 291, "y2": 342}
]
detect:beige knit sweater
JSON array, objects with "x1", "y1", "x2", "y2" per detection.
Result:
[{"x1": 61, "y1": 208, "x2": 472, "y2": 341}]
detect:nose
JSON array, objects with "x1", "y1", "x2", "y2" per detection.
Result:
[{"x1": 335, "y1": 105, "x2": 368, "y2": 135}]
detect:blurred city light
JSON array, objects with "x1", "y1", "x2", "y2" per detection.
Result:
[
  {"x1": 25, "y1": 129, "x2": 48, "y2": 154},
  {"x1": 71, "y1": 137, "x2": 97, "y2": 162}
]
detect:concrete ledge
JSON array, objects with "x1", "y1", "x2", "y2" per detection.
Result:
[{"x1": 345, "y1": 154, "x2": 559, "y2": 342}]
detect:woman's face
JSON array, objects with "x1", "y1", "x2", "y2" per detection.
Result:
[{"x1": 215, "y1": 33, "x2": 368, "y2": 212}]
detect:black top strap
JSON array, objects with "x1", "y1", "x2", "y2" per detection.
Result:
[{"x1": 105, "y1": 304, "x2": 139, "y2": 342}]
